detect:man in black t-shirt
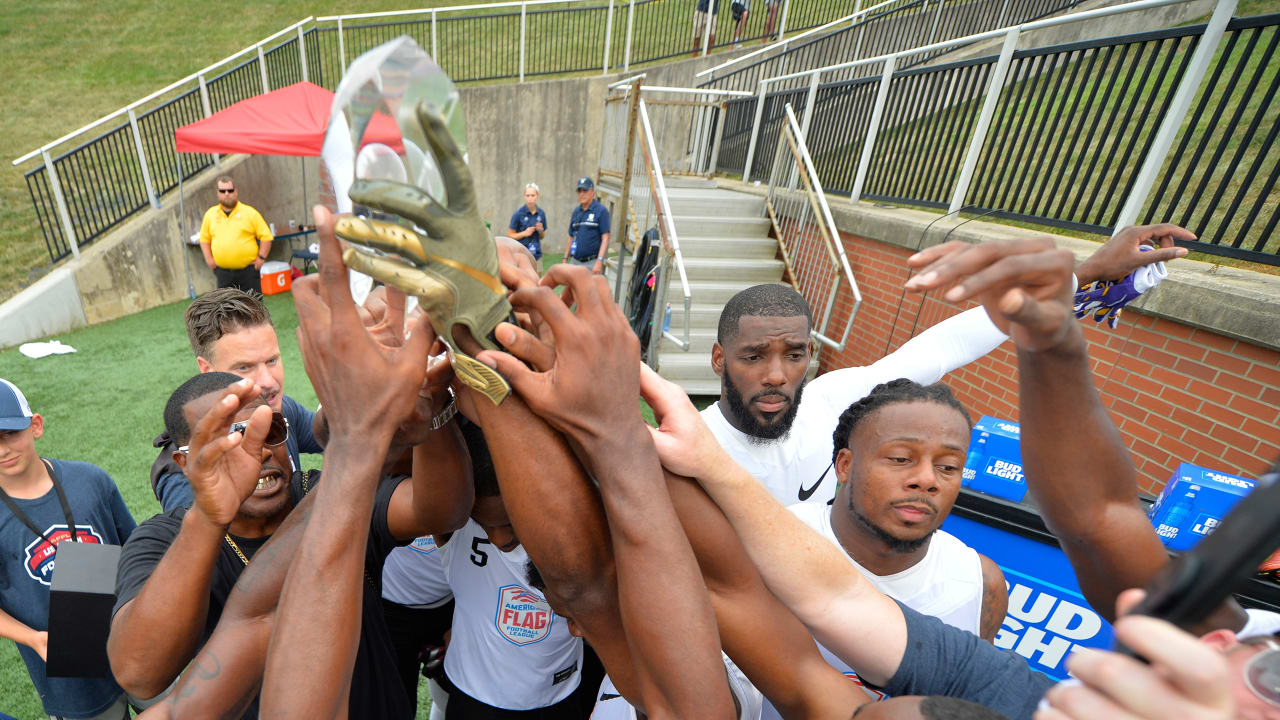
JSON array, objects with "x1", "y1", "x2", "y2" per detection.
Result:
[{"x1": 109, "y1": 368, "x2": 472, "y2": 719}]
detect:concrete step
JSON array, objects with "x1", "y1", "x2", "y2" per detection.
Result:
[
  {"x1": 678, "y1": 257, "x2": 785, "y2": 283},
  {"x1": 659, "y1": 328, "x2": 718, "y2": 353},
  {"x1": 672, "y1": 279, "x2": 768, "y2": 305},
  {"x1": 663, "y1": 189, "x2": 765, "y2": 216},
  {"x1": 671, "y1": 215, "x2": 772, "y2": 238},
  {"x1": 656, "y1": 351, "x2": 818, "y2": 384},
  {"x1": 676, "y1": 234, "x2": 779, "y2": 259}
]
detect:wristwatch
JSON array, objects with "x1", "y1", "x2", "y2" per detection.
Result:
[{"x1": 429, "y1": 388, "x2": 458, "y2": 430}]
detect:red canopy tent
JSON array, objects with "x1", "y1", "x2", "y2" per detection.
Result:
[
  {"x1": 172, "y1": 81, "x2": 402, "y2": 295},
  {"x1": 175, "y1": 80, "x2": 402, "y2": 156}
]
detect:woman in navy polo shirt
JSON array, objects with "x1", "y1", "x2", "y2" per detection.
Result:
[{"x1": 507, "y1": 182, "x2": 547, "y2": 264}]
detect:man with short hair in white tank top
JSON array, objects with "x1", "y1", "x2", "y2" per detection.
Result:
[{"x1": 768, "y1": 379, "x2": 1008, "y2": 716}]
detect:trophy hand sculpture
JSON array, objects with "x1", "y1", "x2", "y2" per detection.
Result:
[{"x1": 335, "y1": 101, "x2": 513, "y2": 405}]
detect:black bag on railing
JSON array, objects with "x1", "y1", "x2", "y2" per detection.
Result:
[{"x1": 626, "y1": 227, "x2": 663, "y2": 358}]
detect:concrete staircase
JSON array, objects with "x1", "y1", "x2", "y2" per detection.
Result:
[{"x1": 609, "y1": 180, "x2": 816, "y2": 397}]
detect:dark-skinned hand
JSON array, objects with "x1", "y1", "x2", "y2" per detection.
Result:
[
  {"x1": 182, "y1": 378, "x2": 273, "y2": 528},
  {"x1": 475, "y1": 264, "x2": 642, "y2": 448},
  {"x1": 293, "y1": 205, "x2": 436, "y2": 441},
  {"x1": 905, "y1": 237, "x2": 1078, "y2": 352},
  {"x1": 1075, "y1": 224, "x2": 1192, "y2": 286}
]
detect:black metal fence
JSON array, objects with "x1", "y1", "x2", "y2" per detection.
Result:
[
  {"x1": 728, "y1": 14, "x2": 1280, "y2": 264},
  {"x1": 699, "y1": 0, "x2": 1082, "y2": 92}
]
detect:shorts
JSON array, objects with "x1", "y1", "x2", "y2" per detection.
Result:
[{"x1": 51, "y1": 695, "x2": 129, "y2": 720}]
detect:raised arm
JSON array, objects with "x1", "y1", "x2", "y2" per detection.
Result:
[
  {"x1": 144, "y1": 490, "x2": 320, "y2": 720},
  {"x1": 480, "y1": 265, "x2": 735, "y2": 719},
  {"x1": 259, "y1": 206, "x2": 433, "y2": 718},
  {"x1": 904, "y1": 235, "x2": 1244, "y2": 631},
  {"x1": 664, "y1": 472, "x2": 869, "y2": 718},
  {"x1": 109, "y1": 378, "x2": 270, "y2": 699}
]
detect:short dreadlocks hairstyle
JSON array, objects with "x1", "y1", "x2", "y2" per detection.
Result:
[
  {"x1": 830, "y1": 378, "x2": 971, "y2": 466},
  {"x1": 184, "y1": 288, "x2": 274, "y2": 361},
  {"x1": 717, "y1": 283, "x2": 813, "y2": 345}
]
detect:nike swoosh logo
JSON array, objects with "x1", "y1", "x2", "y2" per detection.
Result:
[
  {"x1": 797, "y1": 462, "x2": 833, "y2": 502},
  {"x1": 599, "y1": 693, "x2": 623, "y2": 701}
]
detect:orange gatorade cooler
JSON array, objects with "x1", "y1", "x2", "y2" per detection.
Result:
[{"x1": 260, "y1": 261, "x2": 292, "y2": 295}]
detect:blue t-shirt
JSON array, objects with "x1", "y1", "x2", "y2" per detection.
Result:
[
  {"x1": 154, "y1": 394, "x2": 323, "y2": 512},
  {"x1": 0, "y1": 458, "x2": 136, "y2": 717},
  {"x1": 884, "y1": 601, "x2": 1055, "y2": 719},
  {"x1": 508, "y1": 205, "x2": 547, "y2": 259},
  {"x1": 568, "y1": 201, "x2": 611, "y2": 260}
]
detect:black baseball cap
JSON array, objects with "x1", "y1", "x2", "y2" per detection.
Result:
[{"x1": 576, "y1": 177, "x2": 594, "y2": 191}]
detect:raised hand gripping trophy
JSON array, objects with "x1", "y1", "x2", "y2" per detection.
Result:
[{"x1": 321, "y1": 36, "x2": 512, "y2": 405}]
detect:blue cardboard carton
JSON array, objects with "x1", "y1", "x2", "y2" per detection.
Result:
[
  {"x1": 963, "y1": 416, "x2": 1026, "y2": 502},
  {"x1": 1149, "y1": 463, "x2": 1255, "y2": 551}
]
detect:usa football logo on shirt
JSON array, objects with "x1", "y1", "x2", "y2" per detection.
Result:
[
  {"x1": 24, "y1": 525, "x2": 104, "y2": 585},
  {"x1": 408, "y1": 535, "x2": 439, "y2": 556},
  {"x1": 494, "y1": 584, "x2": 553, "y2": 646}
]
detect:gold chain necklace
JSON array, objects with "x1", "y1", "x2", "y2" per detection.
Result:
[{"x1": 224, "y1": 534, "x2": 250, "y2": 567}]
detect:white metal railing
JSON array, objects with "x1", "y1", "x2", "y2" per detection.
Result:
[
  {"x1": 601, "y1": 80, "x2": 752, "y2": 181},
  {"x1": 739, "y1": 0, "x2": 1216, "y2": 227},
  {"x1": 637, "y1": 98, "x2": 692, "y2": 361},
  {"x1": 766, "y1": 103, "x2": 861, "y2": 351},
  {"x1": 695, "y1": 0, "x2": 906, "y2": 83},
  {"x1": 12, "y1": 18, "x2": 314, "y2": 168}
]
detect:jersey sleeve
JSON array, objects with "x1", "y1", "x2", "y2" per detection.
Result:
[
  {"x1": 599, "y1": 205, "x2": 612, "y2": 235},
  {"x1": 112, "y1": 510, "x2": 186, "y2": 618},
  {"x1": 808, "y1": 306, "x2": 1008, "y2": 412},
  {"x1": 283, "y1": 395, "x2": 324, "y2": 455},
  {"x1": 509, "y1": 209, "x2": 522, "y2": 231},
  {"x1": 370, "y1": 475, "x2": 410, "y2": 562},
  {"x1": 884, "y1": 601, "x2": 1053, "y2": 718}
]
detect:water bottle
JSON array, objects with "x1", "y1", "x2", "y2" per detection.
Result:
[
  {"x1": 663, "y1": 304, "x2": 672, "y2": 334},
  {"x1": 1162, "y1": 488, "x2": 1198, "y2": 529}
]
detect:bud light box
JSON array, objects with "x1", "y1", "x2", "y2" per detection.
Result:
[
  {"x1": 962, "y1": 416, "x2": 1027, "y2": 503},
  {"x1": 1149, "y1": 463, "x2": 1255, "y2": 552}
]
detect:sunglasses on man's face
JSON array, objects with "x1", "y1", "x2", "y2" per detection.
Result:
[
  {"x1": 218, "y1": 188, "x2": 236, "y2": 194},
  {"x1": 1244, "y1": 637, "x2": 1280, "y2": 708},
  {"x1": 178, "y1": 411, "x2": 289, "y2": 453}
]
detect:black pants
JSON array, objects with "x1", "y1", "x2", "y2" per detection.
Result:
[
  {"x1": 214, "y1": 265, "x2": 260, "y2": 293},
  {"x1": 381, "y1": 598, "x2": 456, "y2": 710},
  {"x1": 439, "y1": 644, "x2": 603, "y2": 720}
]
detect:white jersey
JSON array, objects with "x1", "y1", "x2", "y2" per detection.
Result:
[
  {"x1": 758, "y1": 503, "x2": 985, "y2": 717},
  {"x1": 440, "y1": 519, "x2": 583, "y2": 710},
  {"x1": 590, "y1": 654, "x2": 762, "y2": 720},
  {"x1": 1240, "y1": 608, "x2": 1280, "y2": 639},
  {"x1": 702, "y1": 307, "x2": 1007, "y2": 506},
  {"x1": 382, "y1": 535, "x2": 453, "y2": 608}
]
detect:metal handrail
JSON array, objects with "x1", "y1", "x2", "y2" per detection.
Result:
[
  {"x1": 695, "y1": 0, "x2": 904, "y2": 80},
  {"x1": 766, "y1": 103, "x2": 861, "y2": 351},
  {"x1": 12, "y1": 17, "x2": 314, "y2": 167},
  {"x1": 638, "y1": 99, "x2": 692, "y2": 354},
  {"x1": 739, "y1": 0, "x2": 1195, "y2": 181}
]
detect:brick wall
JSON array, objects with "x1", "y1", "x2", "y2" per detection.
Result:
[{"x1": 817, "y1": 231, "x2": 1280, "y2": 495}]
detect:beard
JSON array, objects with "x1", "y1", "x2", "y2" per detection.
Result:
[
  {"x1": 848, "y1": 497, "x2": 935, "y2": 554},
  {"x1": 723, "y1": 367, "x2": 805, "y2": 444}
]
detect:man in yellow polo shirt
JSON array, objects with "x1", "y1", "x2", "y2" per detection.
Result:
[{"x1": 199, "y1": 176, "x2": 274, "y2": 292}]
